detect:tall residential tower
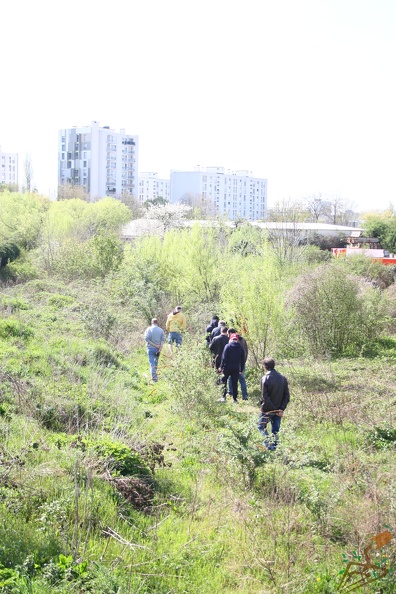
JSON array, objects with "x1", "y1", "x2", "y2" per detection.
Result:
[
  {"x1": 138, "y1": 172, "x2": 170, "y2": 203},
  {"x1": 0, "y1": 147, "x2": 18, "y2": 187},
  {"x1": 171, "y1": 167, "x2": 267, "y2": 220},
  {"x1": 58, "y1": 121, "x2": 138, "y2": 201}
]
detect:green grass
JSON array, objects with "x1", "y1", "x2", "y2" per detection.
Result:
[{"x1": 0, "y1": 277, "x2": 396, "y2": 593}]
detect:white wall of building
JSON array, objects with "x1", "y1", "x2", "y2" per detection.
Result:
[
  {"x1": 138, "y1": 172, "x2": 170, "y2": 203},
  {"x1": 0, "y1": 146, "x2": 18, "y2": 186},
  {"x1": 58, "y1": 122, "x2": 138, "y2": 201},
  {"x1": 170, "y1": 167, "x2": 267, "y2": 220}
]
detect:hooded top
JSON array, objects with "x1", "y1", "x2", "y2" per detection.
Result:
[{"x1": 220, "y1": 340, "x2": 245, "y2": 373}]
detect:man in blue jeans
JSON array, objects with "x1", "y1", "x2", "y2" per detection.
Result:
[
  {"x1": 144, "y1": 318, "x2": 165, "y2": 382},
  {"x1": 258, "y1": 357, "x2": 290, "y2": 449},
  {"x1": 226, "y1": 328, "x2": 248, "y2": 400}
]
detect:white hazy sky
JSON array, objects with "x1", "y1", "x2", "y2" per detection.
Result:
[{"x1": 1, "y1": 0, "x2": 395, "y2": 212}]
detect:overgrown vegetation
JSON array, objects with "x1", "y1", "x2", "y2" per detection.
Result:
[{"x1": 0, "y1": 192, "x2": 395, "y2": 592}]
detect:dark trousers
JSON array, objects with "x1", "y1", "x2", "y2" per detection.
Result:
[
  {"x1": 223, "y1": 370, "x2": 239, "y2": 400},
  {"x1": 258, "y1": 413, "x2": 282, "y2": 449}
]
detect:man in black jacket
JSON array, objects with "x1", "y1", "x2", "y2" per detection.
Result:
[
  {"x1": 210, "y1": 326, "x2": 229, "y2": 369},
  {"x1": 258, "y1": 357, "x2": 290, "y2": 449},
  {"x1": 218, "y1": 333, "x2": 245, "y2": 403}
]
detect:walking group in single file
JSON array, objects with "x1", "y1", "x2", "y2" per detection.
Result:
[{"x1": 144, "y1": 308, "x2": 290, "y2": 450}]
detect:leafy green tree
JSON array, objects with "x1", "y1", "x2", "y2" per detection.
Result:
[
  {"x1": 113, "y1": 237, "x2": 169, "y2": 322},
  {"x1": 0, "y1": 191, "x2": 49, "y2": 249},
  {"x1": 0, "y1": 243, "x2": 20, "y2": 267},
  {"x1": 220, "y1": 249, "x2": 285, "y2": 365},
  {"x1": 364, "y1": 212, "x2": 396, "y2": 253},
  {"x1": 161, "y1": 225, "x2": 221, "y2": 306}
]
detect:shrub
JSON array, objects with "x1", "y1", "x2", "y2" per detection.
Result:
[
  {"x1": 81, "y1": 303, "x2": 116, "y2": 340},
  {"x1": 288, "y1": 264, "x2": 387, "y2": 356},
  {"x1": 341, "y1": 255, "x2": 396, "y2": 288},
  {"x1": 69, "y1": 435, "x2": 151, "y2": 477},
  {"x1": 0, "y1": 297, "x2": 30, "y2": 312},
  {"x1": 0, "y1": 319, "x2": 33, "y2": 340},
  {"x1": 162, "y1": 336, "x2": 224, "y2": 422},
  {"x1": 90, "y1": 344, "x2": 121, "y2": 368},
  {"x1": 0, "y1": 243, "x2": 21, "y2": 267}
]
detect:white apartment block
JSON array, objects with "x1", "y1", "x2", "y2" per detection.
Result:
[
  {"x1": 0, "y1": 147, "x2": 18, "y2": 186},
  {"x1": 138, "y1": 172, "x2": 170, "y2": 203},
  {"x1": 58, "y1": 121, "x2": 138, "y2": 201},
  {"x1": 170, "y1": 166, "x2": 267, "y2": 220}
]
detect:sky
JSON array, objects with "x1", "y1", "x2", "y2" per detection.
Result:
[{"x1": 1, "y1": 0, "x2": 395, "y2": 212}]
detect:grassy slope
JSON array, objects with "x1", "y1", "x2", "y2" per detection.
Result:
[{"x1": 0, "y1": 278, "x2": 396, "y2": 593}]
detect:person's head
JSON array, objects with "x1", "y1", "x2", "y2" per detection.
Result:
[
  {"x1": 212, "y1": 315, "x2": 219, "y2": 321},
  {"x1": 263, "y1": 357, "x2": 275, "y2": 370},
  {"x1": 228, "y1": 327, "x2": 236, "y2": 335},
  {"x1": 173, "y1": 305, "x2": 183, "y2": 314},
  {"x1": 219, "y1": 320, "x2": 226, "y2": 327},
  {"x1": 220, "y1": 326, "x2": 228, "y2": 335},
  {"x1": 151, "y1": 318, "x2": 158, "y2": 325},
  {"x1": 229, "y1": 333, "x2": 239, "y2": 342}
]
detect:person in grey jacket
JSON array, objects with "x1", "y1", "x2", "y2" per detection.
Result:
[
  {"x1": 144, "y1": 318, "x2": 165, "y2": 382},
  {"x1": 258, "y1": 357, "x2": 290, "y2": 449}
]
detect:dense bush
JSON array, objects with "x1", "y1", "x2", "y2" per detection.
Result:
[{"x1": 288, "y1": 263, "x2": 387, "y2": 355}]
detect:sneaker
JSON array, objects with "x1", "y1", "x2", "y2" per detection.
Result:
[
  {"x1": 242, "y1": 396, "x2": 248, "y2": 401},
  {"x1": 232, "y1": 398, "x2": 239, "y2": 404},
  {"x1": 217, "y1": 397, "x2": 226, "y2": 402}
]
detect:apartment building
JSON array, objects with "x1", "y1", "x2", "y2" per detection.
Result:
[
  {"x1": 138, "y1": 172, "x2": 170, "y2": 203},
  {"x1": 0, "y1": 147, "x2": 18, "y2": 186},
  {"x1": 58, "y1": 121, "x2": 138, "y2": 201},
  {"x1": 170, "y1": 166, "x2": 267, "y2": 220}
]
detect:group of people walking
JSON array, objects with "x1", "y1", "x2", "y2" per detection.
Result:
[
  {"x1": 206, "y1": 317, "x2": 248, "y2": 402},
  {"x1": 206, "y1": 315, "x2": 290, "y2": 449},
  {"x1": 144, "y1": 309, "x2": 290, "y2": 450}
]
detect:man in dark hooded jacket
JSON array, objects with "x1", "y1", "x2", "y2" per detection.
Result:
[{"x1": 218, "y1": 333, "x2": 245, "y2": 402}]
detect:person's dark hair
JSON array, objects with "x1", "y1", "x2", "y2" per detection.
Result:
[
  {"x1": 263, "y1": 357, "x2": 275, "y2": 370},
  {"x1": 221, "y1": 326, "x2": 228, "y2": 334},
  {"x1": 151, "y1": 318, "x2": 158, "y2": 325},
  {"x1": 228, "y1": 327, "x2": 236, "y2": 334},
  {"x1": 213, "y1": 315, "x2": 219, "y2": 320}
]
